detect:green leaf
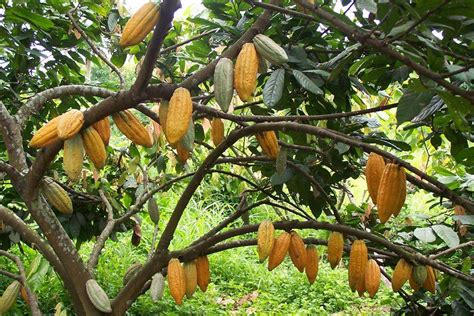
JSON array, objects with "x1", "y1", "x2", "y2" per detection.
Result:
[
  {"x1": 453, "y1": 215, "x2": 474, "y2": 225},
  {"x1": 438, "y1": 91, "x2": 472, "y2": 132},
  {"x1": 356, "y1": 0, "x2": 377, "y2": 14},
  {"x1": 10, "y1": 8, "x2": 55, "y2": 30},
  {"x1": 396, "y1": 91, "x2": 435, "y2": 124},
  {"x1": 292, "y1": 70, "x2": 323, "y2": 95},
  {"x1": 432, "y1": 224, "x2": 459, "y2": 248},
  {"x1": 414, "y1": 227, "x2": 436, "y2": 243},
  {"x1": 388, "y1": 21, "x2": 416, "y2": 37},
  {"x1": 107, "y1": 12, "x2": 119, "y2": 32},
  {"x1": 263, "y1": 69, "x2": 285, "y2": 108}
]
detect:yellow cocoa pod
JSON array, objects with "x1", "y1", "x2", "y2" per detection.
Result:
[
  {"x1": 183, "y1": 260, "x2": 198, "y2": 299},
  {"x1": 196, "y1": 256, "x2": 210, "y2": 292},
  {"x1": 365, "y1": 153, "x2": 385, "y2": 204},
  {"x1": 159, "y1": 100, "x2": 169, "y2": 137},
  {"x1": 289, "y1": 231, "x2": 307, "y2": 273},
  {"x1": 176, "y1": 142, "x2": 190, "y2": 164},
  {"x1": 0, "y1": 280, "x2": 20, "y2": 314},
  {"x1": 81, "y1": 127, "x2": 107, "y2": 169},
  {"x1": 120, "y1": 3, "x2": 160, "y2": 48},
  {"x1": 165, "y1": 88, "x2": 193, "y2": 146},
  {"x1": 29, "y1": 116, "x2": 61, "y2": 148},
  {"x1": 454, "y1": 205, "x2": 466, "y2": 215},
  {"x1": 57, "y1": 109, "x2": 84, "y2": 140},
  {"x1": 409, "y1": 273, "x2": 421, "y2": 291},
  {"x1": 256, "y1": 131, "x2": 279, "y2": 159},
  {"x1": 376, "y1": 163, "x2": 406, "y2": 223},
  {"x1": 327, "y1": 231, "x2": 344, "y2": 269},
  {"x1": 365, "y1": 259, "x2": 381, "y2": 298},
  {"x1": 63, "y1": 134, "x2": 84, "y2": 182},
  {"x1": 305, "y1": 245, "x2": 319, "y2": 284},
  {"x1": 151, "y1": 104, "x2": 161, "y2": 139},
  {"x1": 392, "y1": 258, "x2": 413, "y2": 292},
  {"x1": 167, "y1": 258, "x2": 186, "y2": 305},
  {"x1": 210, "y1": 117, "x2": 225, "y2": 146},
  {"x1": 423, "y1": 266, "x2": 436, "y2": 294},
  {"x1": 234, "y1": 43, "x2": 259, "y2": 101},
  {"x1": 348, "y1": 240, "x2": 368, "y2": 292},
  {"x1": 268, "y1": 231, "x2": 291, "y2": 271},
  {"x1": 41, "y1": 177, "x2": 73, "y2": 214},
  {"x1": 92, "y1": 117, "x2": 111, "y2": 146},
  {"x1": 112, "y1": 110, "x2": 153, "y2": 147},
  {"x1": 257, "y1": 220, "x2": 275, "y2": 263}
]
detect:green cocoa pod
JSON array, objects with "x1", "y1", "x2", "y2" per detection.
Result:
[
  {"x1": 148, "y1": 197, "x2": 160, "y2": 225},
  {"x1": 253, "y1": 34, "x2": 288, "y2": 65},
  {"x1": 150, "y1": 273, "x2": 165, "y2": 302},
  {"x1": 123, "y1": 263, "x2": 142, "y2": 285},
  {"x1": 85, "y1": 279, "x2": 112, "y2": 313},
  {"x1": 41, "y1": 177, "x2": 73, "y2": 214},
  {"x1": 413, "y1": 265, "x2": 427, "y2": 286},
  {"x1": 214, "y1": 58, "x2": 234, "y2": 112},
  {"x1": 0, "y1": 281, "x2": 20, "y2": 314}
]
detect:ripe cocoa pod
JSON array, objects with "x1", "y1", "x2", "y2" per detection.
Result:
[
  {"x1": 454, "y1": 205, "x2": 466, "y2": 215},
  {"x1": 168, "y1": 258, "x2": 186, "y2": 305},
  {"x1": 257, "y1": 220, "x2": 275, "y2": 263},
  {"x1": 150, "y1": 273, "x2": 165, "y2": 302},
  {"x1": 392, "y1": 258, "x2": 413, "y2": 292},
  {"x1": 112, "y1": 110, "x2": 153, "y2": 147},
  {"x1": 365, "y1": 259, "x2": 381, "y2": 298},
  {"x1": 289, "y1": 231, "x2": 307, "y2": 273},
  {"x1": 63, "y1": 135, "x2": 84, "y2": 181},
  {"x1": 120, "y1": 2, "x2": 160, "y2": 48},
  {"x1": 85, "y1": 279, "x2": 112, "y2": 313},
  {"x1": 148, "y1": 197, "x2": 160, "y2": 225},
  {"x1": 29, "y1": 116, "x2": 61, "y2": 148},
  {"x1": 348, "y1": 240, "x2": 368, "y2": 292},
  {"x1": 365, "y1": 153, "x2": 385, "y2": 204},
  {"x1": 41, "y1": 177, "x2": 73, "y2": 214},
  {"x1": 0, "y1": 280, "x2": 20, "y2": 314},
  {"x1": 268, "y1": 231, "x2": 291, "y2": 271},
  {"x1": 252, "y1": 34, "x2": 288, "y2": 65},
  {"x1": 423, "y1": 266, "x2": 436, "y2": 294},
  {"x1": 82, "y1": 127, "x2": 107, "y2": 169},
  {"x1": 151, "y1": 104, "x2": 161, "y2": 140},
  {"x1": 234, "y1": 43, "x2": 259, "y2": 101},
  {"x1": 256, "y1": 131, "x2": 279, "y2": 159},
  {"x1": 327, "y1": 232, "x2": 344, "y2": 269},
  {"x1": 214, "y1": 58, "x2": 234, "y2": 112},
  {"x1": 57, "y1": 109, "x2": 84, "y2": 140},
  {"x1": 92, "y1": 117, "x2": 111, "y2": 146},
  {"x1": 183, "y1": 261, "x2": 198, "y2": 298},
  {"x1": 159, "y1": 100, "x2": 169, "y2": 137},
  {"x1": 305, "y1": 245, "x2": 319, "y2": 284},
  {"x1": 123, "y1": 263, "x2": 142, "y2": 286},
  {"x1": 20, "y1": 286, "x2": 29, "y2": 306},
  {"x1": 409, "y1": 273, "x2": 421, "y2": 291},
  {"x1": 210, "y1": 117, "x2": 224, "y2": 147},
  {"x1": 165, "y1": 87, "x2": 193, "y2": 146},
  {"x1": 176, "y1": 143, "x2": 190, "y2": 164},
  {"x1": 412, "y1": 265, "x2": 427, "y2": 286},
  {"x1": 196, "y1": 256, "x2": 210, "y2": 292},
  {"x1": 376, "y1": 163, "x2": 406, "y2": 223}
]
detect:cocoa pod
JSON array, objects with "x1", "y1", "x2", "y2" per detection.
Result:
[
  {"x1": 288, "y1": 231, "x2": 307, "y2": 273},
  {"x1": 20, "y1": 286, "x2": 29, "y2": 306},
  {"x1": 365, "y1": 259, "x2": 381, "y2": 298},
  {"x1": 214, "y1": 57, "x2": 234, "y2": 112},
  {"x1": 196, "y1": 256, "x2": 210, "y2": 292},
  {"x1": 159, "y1": 100, "x2": 169, "y2": 138},
  {"x1": 63, "y1": 135, "x2": 84, "y2": 181},
  {"x1": 376, "y1": 163, "x2": 406, "y2": 223},
  {"x1": 423, "y1": 266, "x2": 436, "y2": 294},
  {"x1": 258, "y1": 53, "x2": 269, "y2": 74},
  {"x1": 180, "y1": 119, "x2": 195, "y2": 152},
  {"x1": 348, "y1": 240, "x2": 368, "y2": 292},
  {"x1": 0, "y1": 280, "x2": 20, "y2": 314},
  {"x1": 123, "y1": 263, "x2": 142, "y2": 285},
  {"x1": 151, "y1": 104, "x2": 161, "y2": 140},
  {"x1": 183, "y1": 260, "x2": 198, "y2": 298},
  {"x1": 365, "y1": 153, "x2": 385, "y2": 204},
  {"x1": 131, "y1": 223, "x2": 141, "y2": 247},
  {"x1": 409, "y1": 273, "x2": 421, "y2": 291},
  {"x1": 268, "y1": 231, "x2": 291, "y2": 271},
  {"x1": 176, "y1": 142, "x2": 190, "y2": 164},
  {"x1": 112, "y1": 110, "x2": 153, "y2": 147},
  {"x1": 257, "y1": 220, "x2": 275, "y2": 263},
  {"x1": 57, "y1": 109, "x2": 84, "y2": 140},
  {"x1": 168, "y1": 258, "x2": 186, "y2": 305},
  {"x1": 234, "y1": 43, "x2": 259, "y2": 101},
  {"x1": 150, "y1": 273, "x2": 165, "y2": 302},
  {"x1": 29, "y1": 116, "x2": 61, "y2": 148},
  {"x1": 276, "y1": 146, "x2": 287, "y2": 174},
  {"x1": 305, "y1": 245, "x2": 319, "y2": 284},
  {"x1": 252, "y1": 34, "x2": 288, "y2": 65},
  {"x1": 85, "y1": 279, "x2": 112, "y2": 313},
  {"x1": 327, "y1": 231, "x2": 344, "y2": 269},
  {"x1": 41, "y1": 177, "x2": 73, "y2": 214},
  {"x1": 120, "y1": 3, "x2": 160, "y2": 48},
  {"x1": 81, "y1": 127, "x2": 107, "y2": 169},
  {"x1": 392, "y1": 258, "x2": 413, "y2": 292},
  {"x1": 165, "y1": 88, "x2": 193, "y2": 146},
  {"x1": 148, "y1": 197, "x2": 160, "y2": 225},
  {"x1": 412, "y1": 265, "x2": 427, "y2": 286},
  {"x1": 256, "y1": 131, "x2": 279, "y2": 159},
  {"x1": 92, "y1": 117, "x2": 111, "y2": 146},
  {"x1": 210, "y1": 117, "x2": 225, "y2": 147}
]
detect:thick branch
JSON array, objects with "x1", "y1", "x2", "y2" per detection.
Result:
[{"x1": 0, "y1": 102, "x2": 28, "y2": 172}]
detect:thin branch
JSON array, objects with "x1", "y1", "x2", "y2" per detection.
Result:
[
  {"x1": 441, "y1": 62, "x2": 474, "y2": 78},
  {"x1": 161, "y1": 29, "x2": 217, "y2": 54},
  {"x1": 0, "y1": 269, "x2": 21, "y2": 281},
  {"x1": 430, "y1": 241, "x2": 474, "y2": 260}
]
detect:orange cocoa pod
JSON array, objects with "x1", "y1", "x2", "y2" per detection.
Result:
[
  {"x1": 288, "y1": 231, "x2": 307, "y2": 272},
  {"x1": 423, "y1": 266, "x2": 436, "y2": 294},
  {"x1": 327, "y1": 232, "x2": 344, "y2": 269},
  {"x1": 210, "y1": 117, "x2": 225, "y2": 146},
  {"x1": 120, "y1": 3, "x2": 160, "y2": 48},
  {"x1": 305, "y1": 245, "x2": 319, "y2": 284},
  {"x1": 29, "y1": 116, "x2": 61, "y2": 148},
  {"x1": 196, "y1": 256, "x2": 210, "y2": 292},
  {"x1": 256, "y1": 131, "x2": 279, "y2": 159},
  {"x1": 112, "y1": 110, "x2": 153, "y2": 147},
  {"x1": 376, "y1": 164, "x2": 407, "y2": 223},
  {"x1": 234, "y1": 43, "x2": 259, "y2": 101},
  {"x1": 183, "y1": 260, "x2": 198, "y2": 299},
  {"x1": 348, "y1": 240, "x2": 368, "y2": 292},
  {"x1": 257, "y1": 220, "x2": 275, "y2": 263},
  {"x1": 92, "y1": 117, "x2": 111, "y2": 146},
  {"x1": 365, "y1": 259, "x2": 381, "y2": 298},
  {"x1": 81, "y1": 127, "x2": 107, "y2": 169},
  {"x1": 176, "y1": 143, "x2": 190, "y2": 164},
  {"x1": 365, "y1": 153, "x2": 385, "y2": 204},
  {"x1": 409, "y1": 273, "x2": 421, "y2": 291},
  {"x1": 268, "y1": 231, "x2": 291, "y2": 271},
  {"x1": 167, "y1": 258, "x2": 186, "y2": 305},
  {"x1": 165, "y1": 88, "x2": 193, "y2": 146},
  {"x1": 392, "y1": 258, "x2": 413, "y2": 292},
  {"x1": 57, "y1": 109, "x2": 84, "y2": 140}
]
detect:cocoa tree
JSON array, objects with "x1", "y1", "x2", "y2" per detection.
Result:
[{"x1": 1, "y1": 0, "x2": 473, "y2": 314}]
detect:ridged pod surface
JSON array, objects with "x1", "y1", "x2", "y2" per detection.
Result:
[
  {"x1": 423, "y1": 266, "x2": 436, "y2": 294},
  {"x1": 256, "y1": 131, "x2": 279, "y2": 159},
  {"x1": 211, "y1": 118, "x2": 225, "y2": 147},
  {"x1": 305, "y1": 245, "x2": 319, "y2": 284},
  {"x1": 365, "y1": 153, "x2": 385, "y2": 204},
  {"x1": 82, "y1": 127, "x2": 107, "y2": 169},
  {"x1": 85, "y1": 280, "x2": 112, "y2": 313},
  {"x1": 29, "y1": 116, "x2": 61, "y2": 148},
  {"x1": 150, "y1": 273, "x2": 165, "y2": 302},
  {"x1": 409, "y1": 273, "x2": 421, "y2": 291},
  {"x1": 120, "y1": 3, "x2": 160, "y2": 47},
  {"x1": 63, "y1": 134, "x2": 84, "y2": 181},
  {"x1": 183, "y1": 261, "x2": 198, "y2": 298},
  {"x1": 234, "y1": 43, "x2": 259, "y2": 101},
  {"x1": 57, "y1": 109, "x2": 84, "y2": 140},
  {"x1": 412, "y1": 265, "x2": 427, "y2": 286},
  {"x1": 196, "y1": 256, "x2": 210, "y2": 292},
  {"x1": 376, "y1": 163, "x2": 407, "y2": 223},
  {"x1": 214, "y1": 58, "x2": 234, "y2": 112},
  {"x1": 0, "y1": 280, "x2": 20, "y2": 314},
  {"x1": 392, "y1": 259, "x2": 413, "y2": 292},
  {"x1": 159, "y1": 101, "x2": 169, "y2": 137},
  {"x1": 112, "y1": 110, "x2": 153, "y2": 147},
  {"x1": 348, "y1": 240, "x2": 368, "y2": 292},
  {"x1": 327, "y1": 232, "x2": 344, "y2": 269},
  {"x1": 123, "y1": 263, "x2": 142, "y2": 286},
  {"x1": 92, "y1": 117, "x2": 111, "y2": 146},
  {"x1": 252, "y1": 34, "x2": 288, "y2": 65},
  {"x1": 289, "y1": 231, "x2": 307, "y2": 272},
  {"x1": 168, "y1": 258, "x2": 186, "y2": 305},
  {"x1": 257, "y1": 220, "x2": 275, "y2": 263},
  {"x1": 268, "y1": 231, "x2": 291, "y2": 271},
  {"x1": 41, "y1": 177, "x2": 73, "y2": 214},
  {"x1": 165, "y1": 87, "x2": 193, "y2": 146},
  {"x1": 365, "y1": 259, "x2": 381, "y2": 298}
]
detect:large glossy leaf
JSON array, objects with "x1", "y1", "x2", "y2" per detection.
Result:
[
  {"x1": 292, "y1": 70, "x2": 323, "y2": 95},
  {"x1": 396, "y1": 91, "x2": 436, "y2": 124},
  {"x1": 263, "y1": 69, "x2": 285, "y2": 108},
  {"x1": 432, "y1": 224, "x2": 460, "y2": 248}
]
